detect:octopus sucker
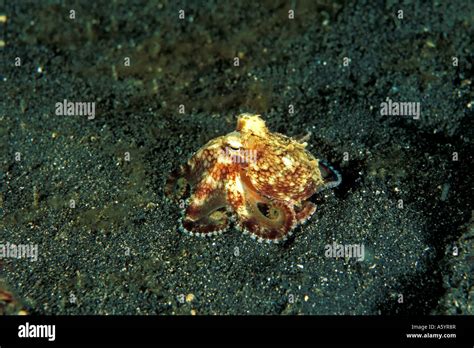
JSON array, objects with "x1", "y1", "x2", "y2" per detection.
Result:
[{"x1": 166, "y1": 113, "x2": 341, "y2": 242}]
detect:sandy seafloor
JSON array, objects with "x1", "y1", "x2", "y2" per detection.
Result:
[{"x1": 1, "y1": 1, "x2": 473, "y2": 315}]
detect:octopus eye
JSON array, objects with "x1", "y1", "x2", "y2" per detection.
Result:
[{"x1": 227, "y1": 139, "x2": 242, "y2": 151}]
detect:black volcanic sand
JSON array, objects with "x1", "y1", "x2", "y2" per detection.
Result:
[{"x1": 1, "y1": 1, "x2": 473, "y2": 315}]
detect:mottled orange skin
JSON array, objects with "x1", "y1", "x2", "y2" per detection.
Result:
[{"x1": 166, "y1": 113, "x2": 327, "y2": 242}]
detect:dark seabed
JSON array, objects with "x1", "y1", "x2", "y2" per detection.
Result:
[{"x1": 1, "y1": 1, "x2": 473, "y2": 315}]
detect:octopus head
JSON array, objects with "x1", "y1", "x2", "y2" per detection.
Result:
[
  {"x1": 236, "y1": 113, "x2": 268, "y2": 138},
  {"x1": 218, "y1": 115, "x2": 266, "y2": 167}
]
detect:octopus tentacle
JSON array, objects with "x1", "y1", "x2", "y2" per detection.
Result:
[
  {"x1": 226, "y1": 174, "x2": 296, "y2": 242},
  {"x1": 295, "y1": 201, "x2": 316, "y2": 224},
  {"x1": 181, "y1": 182, "x2": 229, "y2": 235},
  {"x1": 165, "y1": 137, "x2": 226, "y2": 200},
  {"x1": 317, "y1": 160, "x2": 342, "y2": 192},
  {"x1": 237, "y1": 197, "x2": 297, "y2": 242}
]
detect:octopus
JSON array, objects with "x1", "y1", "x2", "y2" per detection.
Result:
[
  {"x1": 165, "y1": 113, "x2": 341, "y2": 243},
  {"x1": 0, "y1": 288, "x2": 27, "y2": 315}
]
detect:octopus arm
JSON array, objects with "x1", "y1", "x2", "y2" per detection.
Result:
[
  {"x1": 295, "y1": 201, "x2": 317, "y2": 223},
  {"x1": 165, "y1": 138, "x2": 223, "y2": 200},
  {"x1": 181, "y1": 182, "x2": 229, "y2": 235},
  {"x1": 227, "y1": 174, "x2": 297, "y2": 242}
]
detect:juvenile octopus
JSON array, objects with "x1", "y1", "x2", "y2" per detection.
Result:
[{"x1": 165, "y1": 113, "x2": 341, "y2": 243}]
